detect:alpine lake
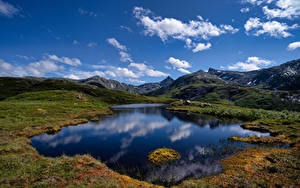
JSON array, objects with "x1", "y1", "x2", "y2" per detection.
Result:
[{"x1": 31, "y1": 104, "x2": 274, "y2": 186}]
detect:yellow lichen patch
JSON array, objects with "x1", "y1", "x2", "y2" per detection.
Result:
[
  {"x1": 148, "y1": 148, "x2": 181, "y2": 165},
  {"x1": 229, "y1": 135, "x2": 290, "y2": 145}
]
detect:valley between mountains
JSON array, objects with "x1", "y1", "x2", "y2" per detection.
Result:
[{"x1": 0, "y1": 58, "x2": 299, "y2": 187}]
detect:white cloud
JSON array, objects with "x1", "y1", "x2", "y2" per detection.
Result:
[
  {"x1": 114, "y1": 67, "x2": 138, "y2": 78},
  {"x1": 192, "y1": 42, "x2": 211, "y2": 53},
  {"x1": 104, "y1": 70, "x2": 116, "y2": 77},
  {"x1": 78, "y1": 8, "x2": 97, "y2": 17},
  {"x1": 48, "y1": 54, "x2": 82, "y2": 66},
  {"x1": 87, "y1": 42, "x2": 97, "y2": 48},
  {"x1": 129, "y1": 62, "x2": 148, "y2": 71},
  {"x1": 26, "y1": 60, "x2": 64, "y2": 76},
  {"x1": 0, "y1": 54, "x2": 84, "y2": 77},
  {"x1": 244, "y1": 17, "x2": 298, "y2": 37},
  {"x1": 145, "y1": 69, "x2": 168, "y2": 77},
  {"x1": 0, "y1": 59, "x2": 27, "y2": 77},
  {"x1": 128, "y1": 78, "x2": 145, "y2": 84},
  {"x1": 133, "y1": 7, "x2": 238, "y2": 52},
  {"x1": 107, "y1": 37, "x2": 167, "y2": 78},
  {"x1": 287, "y1": 41, "x2": 300, "y2": 50},
  {"x1": 0, "y1": 59, "x2": 63, "y2": 77},
  {"x1": 263, "y1": 0, "x2": 300, "y2": 19},
  {"x1": 167, "y1": 57, "x2": 191, "y2": 69},
  {"x1": 107, "y1": 38, "x2": 127, "y2": 51},
  {"x1": 247, "y1": 56, "x2": 272, "y2": 65},
  {"x1": 228, "y1": 62, "x2": 260, "y2": 71},
  {"x1": 119, "y1": 51, "x2": 133, "y2": 63},
  {"x1": 243, "y1": 0, "x2": 273, "y2": 5},
  {"x1": 228, "y1": 56, "x2": 272, "y2": 71},
  {"x1": 167, "y1": 57, "x2": 192, "y2": 74},
  {"x1": 65, "y1": 70, "x2": 105, "y2": 80},
  {"x1": 129, "y1": 62, "x2": 168, "y2": 77},
  {"x1": 0, "y1": 0, "x2": 19, "y2": 18},
  {"x1": 134, "y1": 7, "x2": 238, "y2": 41},
  {"x1": 177, "y1": 68, "x2": 191, "y2": 74},
  {"x1": 240, "y1": 7, "x2": 250, "y2": 13},
  {"x1": 170, "y1": 124, "x2": 192, "y2": 142}
]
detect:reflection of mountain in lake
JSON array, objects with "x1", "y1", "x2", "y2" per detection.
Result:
[{"x1": 31, "y1": 104, "x2": 269, "y2": 185}]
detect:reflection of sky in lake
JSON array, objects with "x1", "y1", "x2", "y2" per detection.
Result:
[{"x1": 31, "y1": 104, "x2": 269, "y2": 184}]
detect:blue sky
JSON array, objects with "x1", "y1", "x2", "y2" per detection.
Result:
[{"x1": 0, "y1": 0, "x2": 299, "y2": 84}]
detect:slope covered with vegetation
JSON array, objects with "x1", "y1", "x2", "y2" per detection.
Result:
[{"x1": 0, "y1": 77, "x2": 174, "y2": 187}]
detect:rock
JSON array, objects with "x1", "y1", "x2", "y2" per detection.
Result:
[{"x1": 184, "y1": 100, "x2": 191, "y2": 105}]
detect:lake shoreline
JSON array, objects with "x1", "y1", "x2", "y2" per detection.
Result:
[{"x1": 1, "y1": 92, "x2": 299, "y2": 187}]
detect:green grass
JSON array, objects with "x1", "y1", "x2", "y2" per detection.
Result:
[
  {"x1": 0, "y1": 89, "x2": 167, "y2": 187},
  {"x1": 167, "y1": 101, "x2": 300, "y2": 122},
  {"x1": 151, "y1": 83, "x2": 300, "y2": 112},
  {"x1": 168, "y1": 101, "x2": 300, "y2": 187},
  {"x1": 1, "y1": 77, "x2": 299, "y2": 187}
]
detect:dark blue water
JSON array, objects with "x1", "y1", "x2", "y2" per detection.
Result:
[{"x1": 31, "y1": 104, "x2": 269, "y2": 185}]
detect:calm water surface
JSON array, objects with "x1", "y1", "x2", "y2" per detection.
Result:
[{"x1": 31, "y1": 104, "x2": 269, "y2": 185}]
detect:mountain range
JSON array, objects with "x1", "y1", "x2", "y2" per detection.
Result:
[
  {"x1": 77, "y1": 58, "x2": 300, "y2": 94},
  {"x1": 1, "y1": 58, "x2": 299, "y2": 111}
]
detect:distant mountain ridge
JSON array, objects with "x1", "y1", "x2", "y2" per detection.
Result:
[
  {"x1": 208, "y1": 58, "x2": 300, "y2": 90},
  {"x1": 134, "y1": 76, "x2": 174, "y2": 94},
  {"x1": 146, "y1": 59, "x2": 300, "y2": 111},
  {"x1": 78, "y1": 75, "x2": 174, "y2": 94}
]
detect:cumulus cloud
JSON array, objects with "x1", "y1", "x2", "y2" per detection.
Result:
[
  {"x1": 133, "y1": 7, "x2": 238, "y2": 52},
  {"x1": 107, "y1": 38, "x2": 127, "y2": 51},
  {"x1": 107, "y1": 38, "x2": 132, "y2": 62},
  {"x1": 167, "y1": 57, "x2": 191, "y2": 69},
  {"x1": 64, "y1": 70, "x2": 106, "y2": 80},
  {"x1": 129, "y1": 62, "x2": 168, "y2": 77},
  {"x1": 177, "y1": 68, "x2": 191, "y2": 74},
  {"x1": 263, "y1": 0, "x2": 300, "y2": 19},
  {"x1": 114, "y1": 67, "x2": 138, "y2": 78},
  {"x1": 0, "y1": 58, "x2": 64, "y2": 77},
  {"x1": 166, "y1": 57, "x2": 192, "y2": 74},
  {"x1": 192, "y1": 42, "x2": 211, "y2": 53},
  {"x1": 78, "y1": 8, "x2": 97, "y2": 17},
  {"x1": 0, "y1": 59, "x2": 26, "y2": 77},
  {"x1": 0, "y1": 54, "x2": 84, "y2": 77},
  {"x1": 243, "y1": 0, "x2": 274, "y2": 5},
  {"x1": 244, "y1": 17, "x2": 298, "y2": 37},
  {"x1": 48, "y1": 54, "x2": 82, "y2": 66},
  {"x1": 119, "y1": 51, "x2": 133, "y2": 63},
  {"x1": 0, "y1": 0, "x2": 19, "y2": 18},
  {"x1": 287, "y1": 41, "x2": 300, "y2": 50},
  {"x1": 228, "y1": 56, "x2": 272, "y2": 71},
  {"x1": 26, "y1": 60, "x2": 64, "y2": 76}
]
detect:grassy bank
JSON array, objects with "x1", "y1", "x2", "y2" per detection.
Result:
[
  {"x1": 177, "y1": 147, "x2": 300, "y2": 187},
  {"x1": 1, "y1": 87, "x2": 299, "y2": 187},
  {"x1": 0, "y1": 90, "x2": 169, "y2": 187},
  {"x1": 168, "y1": 101, "x2": 300, "y2": 187}
]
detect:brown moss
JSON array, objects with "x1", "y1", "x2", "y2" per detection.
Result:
[
  {"x1": 176, "y1": 148, "x2": 300, "y2": 188},
  {"x1": 148, "y1": 148, "x2": 181, "y2": 165},
  {"x1": 229, "y1": 135, "x2": 290, "y2": 145}
]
